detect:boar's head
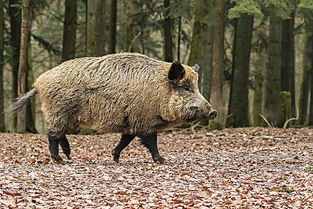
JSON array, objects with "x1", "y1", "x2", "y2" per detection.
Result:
[{"x1": 162, "y1": 62, "x2": 217, "y2": 123}]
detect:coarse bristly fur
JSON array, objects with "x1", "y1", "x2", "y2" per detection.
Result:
[{"x1": 10, "y1": 53, "x2": 213, "y2": 136}]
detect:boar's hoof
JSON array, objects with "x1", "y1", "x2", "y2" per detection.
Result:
[
  {"x1": 51, "y1": 154, "x2": 63, "y2": 162},
  {"x1": 65, "y1": 154, "x2": 71, "y2": 160},
  {"x1": 112, "y1": 149, "x2": 120, "y2": 163},
  {"x1": 153, "y1": 156, "x2": 166, "y2": 164}
]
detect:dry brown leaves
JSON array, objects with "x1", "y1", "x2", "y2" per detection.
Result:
[{"x1": 0, "y1": 128, "x2": 313, "y2": 208}]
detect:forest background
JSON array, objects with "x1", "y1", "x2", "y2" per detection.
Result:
[{"x1": 0, "y1": 0, "x2": 313, "y2": 133}]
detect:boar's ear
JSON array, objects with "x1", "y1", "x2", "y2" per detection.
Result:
[
  {"x1": 192, "y1": 64, "x2": 200, "y2": 72},
  {"x1": 168, "y1": 61, "x2": 185, "y2": 82}
]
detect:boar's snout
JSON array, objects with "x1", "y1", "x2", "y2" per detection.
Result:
[
  {"x1": 188, "y1": 104, "x2": 217, "y2": 121},
  {"x1": 208, "y1": 109, "x2": 217, "y2": 120}
]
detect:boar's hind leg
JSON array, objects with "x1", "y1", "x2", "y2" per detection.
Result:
[
  {"x1": 139, "y1": 132, "x2": 165, "y2": 164},
  {"x1": 48, "y1": 131, "x2": 65, "y2": 162},
  {"x1": 59, "y1": 135, "x2": 71, "y2": 159},
  {"x1": 112, "y1": 134, "x2": 135, "y2": 162}
]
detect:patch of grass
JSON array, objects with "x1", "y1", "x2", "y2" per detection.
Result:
[
  {"x1": 305, "y1": 166, "x2": 313, "y2": 173},
  {"x1": 272, "y1": 186, "x2": 294, "y2": 193}
]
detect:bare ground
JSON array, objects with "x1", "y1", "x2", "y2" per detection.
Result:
[{"x1": 0, "y1": 128, "x2": 313, "y2": 208}]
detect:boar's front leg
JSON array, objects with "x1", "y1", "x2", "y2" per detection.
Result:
[
  {"x1": 139, "y1": 132, "x2": 165, "y2": 164},
  {"x1": 112, "y1": 134, "x2": 136, "y2": 162}
]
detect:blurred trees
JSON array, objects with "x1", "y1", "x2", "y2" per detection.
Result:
[
  {"x1": 109, "y1": 0, "x2": 117, "y2": 53},
  {"x1": 1, "y1": 0, "x2": 313, "y2": 133},
  {"x1": 210, "y1": 0, "x2": 225, "y2": 129},
  {"x1": 86, "y1": 0, "x2": 106, "y2": 56},
  {"x1": 227, "y1": 14, "x2": 254, "y2": 127},
  {"x1": 188, "y1": 0, "x2": 213, "y2": 101},
  {"x1": 0, "y1": 0, "x2": 4, "y2": 132},
  {"x1": 16, "y1": 0, "x2": 31, "y2": 132},
  {"x1": 163, "y1": 0, "x2": 173, "y2": 61},
  {"x1": 62, "y1": 0, "x2": 77, "y2": 61}
]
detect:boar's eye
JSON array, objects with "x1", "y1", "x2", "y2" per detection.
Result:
[{"x1": 183, "y1": 86, "x2": 193, "y2": 92}]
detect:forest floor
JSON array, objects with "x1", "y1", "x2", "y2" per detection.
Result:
[{"x1": 0, "y1": 128, "x2": 313, "y2": 208}]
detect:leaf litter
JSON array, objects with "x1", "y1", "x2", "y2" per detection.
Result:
[{"x1": 0, "y1": 127, "x2": 312, "y2": 208}]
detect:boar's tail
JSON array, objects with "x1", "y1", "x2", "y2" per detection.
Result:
[{"x1": 7, "y1": 89, "x2": 37, "y2": 112}]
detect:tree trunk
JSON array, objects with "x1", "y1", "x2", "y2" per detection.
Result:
[
  {"x1": 227, "y1": 14, "x2": 254, "y2": 127},
  {"x1": 188, "y1": 0, "x2": 214, "y2": 101},
  {"x1": 177, "y1": 17, "x2": 181, "y2": 61},
  {"x1": 264, "y1": 14, "x2": 284, "y2": 127},
  {"x1": 9, "y1": 0, "x2": 21, "y2": 131},
  {"x1": 309, "y1": 51, "x2": 313, "y2": 125},
  {"x1": 163, "y1": 0, "x2": 173, "y2": 62},
  {"x1": 26, "y1": 40, "x2": 37, "y2": 133},
  {"x1": 62, "y1": 0, "x2": 77, "y2": 61},
  {"x1": 299, "y1": 20, "x2": 313, "y2": 125},
  {"x1": 109, "y1": 0, "x2": 117, "y2": 53},
  {"x1": 210, "y1": 0, "x2": 225, "y2": 129},
  {"x1": 9, "y1": 0, "x2": 21, "y2": 99},
  {"x1": 252, "y1": 48, "x2": 266, "y2": 126},
  {"x1": 123, "y1": 0, "x2": 141, "y2": 52},
  {"x1": 0, "y1": 0, "x2": 5, "y2": 132},
  {"x1": 87, "y1": 0, "x2": 106, "y2": 56},
  {"x1": 281, "y1": 12, "x2": 296, "y2": 119},
  {"x1": 17, "y1": 0, "x2": 31, "y2": 133}
]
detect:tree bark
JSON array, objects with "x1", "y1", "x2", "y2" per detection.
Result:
[
  {"x1": 26, "y1": 40, "x2": 37, "y2": 133},
  {"x1": 299, "y1": 20, "x2": 313, "y2": 125},
  {"x1": 188, "y1": 0, "x2": 214, "y2": 100},
  {"x1": 123, "y1": 0, "x2": 141, "y2": 52},
  {"x1": 0, "y1": 0, "x2": 5, "y2": 132},
  {"x1": 264, "y1": 14, "x2": 284, "y2": 127},
  {"x1": 227, "y1": 14, "x2": 254, "y2": 127},
  {"x1": 109, "y1": 0, "x2": 117, "y2": 53},
  {"x1": 281, "y1": 12, "x2": 296, "y2": 119},
  {"x1": 9, "y1": 0, "x2": 21, "y2": 99},
  {"x1": 252, "y1": 48, "x2": 266, "y2": 126},
  {"x1": 163, "y1": 0, "x2": 173, "y2": 62},
  {"x1": 9, "y1": 0, "x2": 21, "y2": 130},
  {"x1": 309, "y1": 50, "x2": 313, "y2": 125},
  {"x1": 87, "y1": 0, "x2": 106, "y2": 56},
  {"x1": 210, "y1": 0, "x2": 225, "y2": 129},
  {"x1": 62, "y1": 0, "x2": 77, "y2": 61},
  {"x1": 17, "y1": 0, "x2": 31, "y2": 133}
]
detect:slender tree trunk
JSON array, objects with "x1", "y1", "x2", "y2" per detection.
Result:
[
  {"x1": 252, "y1": 49, "x2": 266, "y2": 126},
  {"x1": 264, "y1": 14, "x2": 284, "y2": 127},
  {"x1": 26, "y1": 39, "x2": 37, "y2": 133},
  {"x1": 9, "y1": 0, "x2": 21, "y2": 131},
  {"x1": 87, "y1": 0, "x2": 106, "y2": 56},
  {"x1": 9, "y1": 0, "x2": 21, "y2": 99},
  {"x1": 62, "y1": 0, "x2": 77, "y2": 61},
  {"x1": 281, "y1": 12, "x2": 296, "y2": 119},
  {"x1": 309, "y1": 51, "x2": 313, "y2": 125},
  {"x1": 210, "y1": 0, "x2": 225, "y2": 129},
  {"x1": 177, "y1": 17, "x2": 181, "y2": 61},
  {"x1": 163, "y1": 0, "x2": 173, "y2": 61},
  {"x1": 299, "y1": 20, "x2": 313, "y2": 125},
  {"x1": 227, "y1": 14, "x2": 254, "y2": 127},
  {"x1": 140, "y1": 2, "x2": 145, "y2": 54},
  {"x1": 17, "y1": 0, "x2": 31, "y2": 133},
  {"x1": 109, "y1": 0, "x2": 117, "y2": 53},
  {"x1": 188, "y1": 0, "x2": 213, "y2": 100},
  {"x1": 123, "y1": 0, "x2": 140, "y2": 52},
  {"x1": 0, "y1": 0, "x2": 5, "y2": 132}
]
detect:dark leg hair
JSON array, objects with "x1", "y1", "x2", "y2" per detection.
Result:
[
  {"x1": 47, "y1": 131, "x2": 65, "y2": 162},
  {"x1": 139, "y1": 132, "x2": 165, "y2": 164},
  {"x1": 59, "y1": 135, "x2": 71, "y2": 159},
  {"x1": 112, "y1": 134, "x2": 136, "y2": 162}
]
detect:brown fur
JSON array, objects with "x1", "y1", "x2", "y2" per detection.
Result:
[{"x1": 32, "y1": 53, "x2": 205, "y2": 135}]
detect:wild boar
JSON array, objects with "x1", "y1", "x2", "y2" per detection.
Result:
[{"x1": 10, "y1": 53, "x2": 217, "y2": 163}]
